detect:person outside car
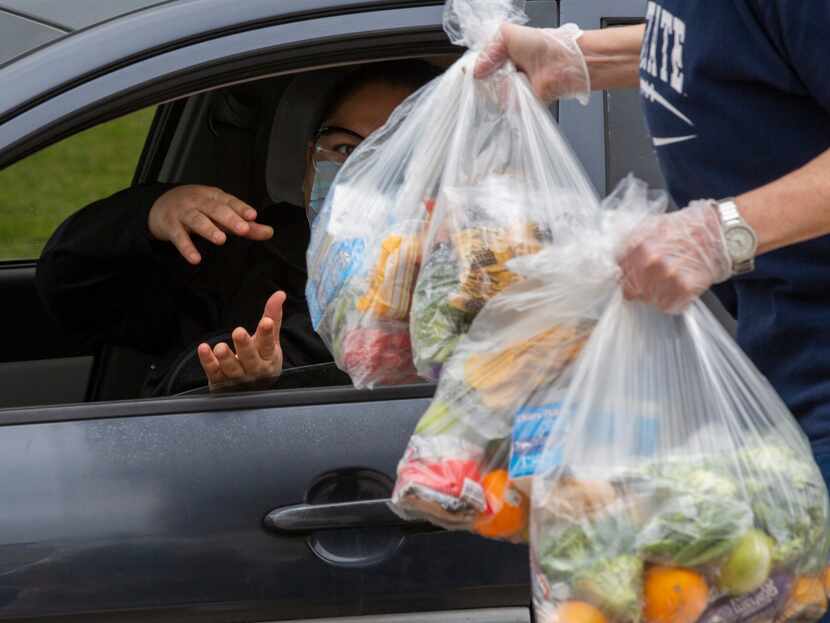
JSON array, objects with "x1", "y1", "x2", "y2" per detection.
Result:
[{"x1": 475, "y1": 1, "x2": 830, "y2": 508}]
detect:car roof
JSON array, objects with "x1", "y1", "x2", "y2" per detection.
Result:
[
  {"x1": 0, "y1": 0, "x2": 172, "y2": 31},
  {"x1": 0, "y1": 0, "x2": 425, "y2": 67},
  {"x1": 0, "y1": 0, "x2": 174, "y2": 65}
]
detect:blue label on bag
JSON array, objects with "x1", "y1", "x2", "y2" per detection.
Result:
[
  {"x1": 509, "y1": 402, "x2": 566, "y2": 480},
  {"x1": 307, "y1": 237, "x2": 365, "y2": 328}
]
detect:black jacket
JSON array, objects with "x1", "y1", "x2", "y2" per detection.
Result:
[{"x1": 36, "y1": 184, "x2": 331, "y2": 396}]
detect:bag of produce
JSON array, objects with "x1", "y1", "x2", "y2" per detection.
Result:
[
  {"x1": 526, "y1": 179, "x2": 830, "y2": 623},
  {"x1": 305, "y1": 0, "x2": 595, "y2": 388},
  {"x1": 393, "y1": 275, "x2": 595, "y2": 540}
]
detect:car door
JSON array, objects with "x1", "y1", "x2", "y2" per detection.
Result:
[{"x1": 0, "y1": 1, "x2": 559, "y2": 620}]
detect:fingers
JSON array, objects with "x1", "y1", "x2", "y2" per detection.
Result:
[
  {"x1": 213, "y1": 342, "x2": 245, "y2": 381},
  {"x1": 197, "y1": 343, "x2": 225, "y2": 387},
  {"x1": 474, "y1": 23, "x2": 511, "y2": 79},
  {"x1": 169, "y1": 225, "x2": 202, "y2": 265},
  {"x1": 149, "y1": 186, "x2": 275, "y2": 259},
  {"x1": 257, "y1": 291, "x2": 285, "y2": 360},
  {"x1": 202, "y1": 196, "x2": 251, "y2": 238},
  {"x1": 254, "y1": 317, "x2": 276, "y2": 360},
  {"x1": 620, "y1": 240, "x2": 701, "y2": 314},
  {"x1": 225, "y1": 194, "x2": 258, "y2": 222},
  {"x1": 200, "y1": 192, "x2": 275, "y2": 242},
  {"x1": 263, "y1": 290, "x2": 286, "y2": 333},
  {"x1": 232, "y1": 327, "x2": 261, "y2": 373},
  {"x1": 245, "y1": 222, "x2": 275, "y2": 241},
  {"x1": 183, "y1": 209, "x2": 226, "y2": 246}
]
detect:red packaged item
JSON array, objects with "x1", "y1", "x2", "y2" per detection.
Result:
[{"x1": 341, "y1": 327, "x2": 419, "y2": 387}]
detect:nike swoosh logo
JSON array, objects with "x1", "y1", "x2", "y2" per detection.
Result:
[
  {"x1": 652, "y1": 134, "x2": 697, "y2": 147},
  {"x1": 640, "y1": 78, "x2": 694, "y2": 127}
]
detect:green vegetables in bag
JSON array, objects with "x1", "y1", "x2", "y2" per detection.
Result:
[
  {"x1": 572, "y1": 554, "x2": 643, "y2": 623},
  {"x1": 410, "y1": 242, "x2": 471, "y2": 375},
  {"x1": 739, "y1": 443, "x2": 830, "y2": 574},
  {"x1": 635, "y1": 466, "x2": 753, "y2": 567}
]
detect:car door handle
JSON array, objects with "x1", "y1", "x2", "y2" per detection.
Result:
[{"x1": 263, "y1": 499, "x2": 440, "y2": 534}]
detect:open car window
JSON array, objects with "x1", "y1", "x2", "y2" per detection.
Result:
[{"x1": 0, "y1": 107, "x2": 155, "y2": 261}]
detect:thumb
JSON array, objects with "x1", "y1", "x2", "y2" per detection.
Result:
[
  {"x1": 263, "y1": 290, "x2": 286, "y2": 336},
  {"x1": 474, "y1": 23, "x2": 511, "y2": 79}
]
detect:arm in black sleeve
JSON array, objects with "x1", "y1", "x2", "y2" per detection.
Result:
[{"x1": 36, "y1": 183, "x2": 196, "y2": 355}]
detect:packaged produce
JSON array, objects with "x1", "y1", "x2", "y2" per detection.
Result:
[
  {"x1": 392, "y1": 257, "x2": 596, "y2": 540},
  {"x1": 306, "y1": 0, "x2": 595, "y2": 388},
  {"x1": 525, "y1": 178, "x2": 830, "y2": 623}
]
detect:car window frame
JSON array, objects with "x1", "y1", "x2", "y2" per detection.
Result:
[{"x1": 0, "y1": 0, "x2": 556, "y2": 421}]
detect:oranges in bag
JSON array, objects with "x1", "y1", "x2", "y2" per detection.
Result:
[
  {"x1": 547, "y1": 601, "x2": 608, "y2": 623},
  {"x1": 643, "y1": 565, "x2": 709, "y2": 623},
  {"x1": 473, "y1": 469, "x2": 528, "y2": 539}
]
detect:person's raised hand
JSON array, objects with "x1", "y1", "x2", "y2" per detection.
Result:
[
  {"x1": 197, "y1": 290, "x2": 286, "y2": 391},
  {"x1": 474, "y1": 23, "x2": 590, "y2": 104},
  {"x1": 148, "y1": 185, "x2": 274, "y2": 264},
  {"x1": 618, "y1": 201, "x2": 732, "y2": 314}
]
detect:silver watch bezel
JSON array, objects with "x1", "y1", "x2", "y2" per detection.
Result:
[{"x1": 715, "y1": 198, "x2": 757, "y2": 274}]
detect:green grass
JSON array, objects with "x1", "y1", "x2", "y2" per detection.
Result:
[{"x1": 0, "y1": 107, "x2": 156, "y2": 261}]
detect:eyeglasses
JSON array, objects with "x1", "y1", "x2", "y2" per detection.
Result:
[{"x1": 312, "y1": 125, "x2": 366, "y2": 171}]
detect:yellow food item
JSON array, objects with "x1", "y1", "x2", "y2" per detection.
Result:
[
  {"x1": 449, "y1": 223, "x2": 543, "y2": 314},
  {"x1": 549, "y1": 601, "x2": 608, "y2": 623},
  {"x1": 473, "y1": 469, "x2": 528, "y2": 539},
  {"x1": 778, "y1": 575, "x2": 827, "y2": 622},
  {"x1": 357, "y1": 233, "x2": 420, "y2": 320},
  {"x1": 643, "y1": 565, "x2": 709, "y2": 623},
  {"x1": 464, "y1": 324, "x2": 590, "y2": 411}
]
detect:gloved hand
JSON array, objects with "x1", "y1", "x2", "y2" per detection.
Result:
[
  {"x1": 474, "y1": 23, "x2": 590, "y2": 104},
  {"x1": 618, "y1": 201, "x2": 733, "y2": 314}
]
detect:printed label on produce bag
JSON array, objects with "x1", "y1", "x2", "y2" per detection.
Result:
[
  {"x1": 460, "y1": 477, "x2": 486, "y2": 512},
  {"x1": 509, "y1": 399, "x2": 568, "y2": 481},
  {"x1": 307, "y1": 237, "x2": 365, "y2": 328}
]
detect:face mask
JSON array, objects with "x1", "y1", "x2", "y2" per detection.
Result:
[{"x1": 307, "y1": 160, "x2": 342, "y2": 225}]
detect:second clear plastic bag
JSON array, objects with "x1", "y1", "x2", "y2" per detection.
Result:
[
  {"x1": 526, "y1": 179, "x2": 830, "y2": 623},
  {"x1": 305, "y1": 0, "x2": 596, "y2": 388}
]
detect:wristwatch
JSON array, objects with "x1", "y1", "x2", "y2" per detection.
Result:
[{"x1": 713, "y1": 198, "x2": 758, "y2": 275}]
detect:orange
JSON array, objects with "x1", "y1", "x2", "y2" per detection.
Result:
[
  {"x1": 473, "y1": 469, "x2": 528, "y2": 539},
  {"x1": 824, "y1": 566, "x2": 830, "y2": 598},
  {"x1": 779, "y1": 575, "x2": 828, "y2": 621},
  {"x1": 643, "y1": 565, "x2": 709, "y2": 623},
  {"x1": 549, "y1": 600, "x2": 608, "y2": 623}
]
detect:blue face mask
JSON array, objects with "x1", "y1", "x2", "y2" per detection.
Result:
[{"x1": 307, "y1": 160, "x2": 342, "y2": 225}]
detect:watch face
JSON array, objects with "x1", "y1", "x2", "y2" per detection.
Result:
[{"x1": 726, "y1": 227, "x2": 757, "y2": 261}]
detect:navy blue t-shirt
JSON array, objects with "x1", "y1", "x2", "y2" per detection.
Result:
[{"x1": 640, "y1": 1, "x2": 830, "y2": 453}]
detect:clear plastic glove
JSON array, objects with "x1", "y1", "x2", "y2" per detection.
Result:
[
  {"x1": 618, "y1": 201, "x2": 732, "y2": 314},
  {"x1": 474, "y1": 23, "x2": 590, "y2": 104}
]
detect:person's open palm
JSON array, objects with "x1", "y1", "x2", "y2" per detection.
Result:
[
  {"x1": 197, "y1": 291, "x2": 286, "y2": 391},
  {"x1": 148, "y1": 185, "x2": 274, "y2": 264}
]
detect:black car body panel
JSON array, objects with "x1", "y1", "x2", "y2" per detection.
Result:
[
  {"x1": 0, "y1": 1, "x2": 564, "y2": 620},
  {"x1": 0, "y1": 393, "x2": 529, "y2": 620}
]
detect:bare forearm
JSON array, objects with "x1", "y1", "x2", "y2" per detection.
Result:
[
  {"x1": 578, "y1": 24, "x2": 644, "y2": 91},
  {"x1": 738, "y1": 148, "x2": 830, "y2": 255}
]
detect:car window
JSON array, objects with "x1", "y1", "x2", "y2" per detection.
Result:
[{"x1": 0, "y1": 106, "x2": 155, "y2": 261}]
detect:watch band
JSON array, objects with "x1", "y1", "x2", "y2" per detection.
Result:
[{"x1": 715, "y1": 198, "x2": 756, "y2": 275}]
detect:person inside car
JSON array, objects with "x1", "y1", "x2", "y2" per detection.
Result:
[{"x1": 36, "y1": 59, "x2": 440, "y2": 396}]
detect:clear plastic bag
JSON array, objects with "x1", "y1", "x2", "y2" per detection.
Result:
[
  {"x1": 522, "y1": 178, "x2": 830, "y2": 623},
  {"x1": 305, "y1": 0, "x2": 595, "y2": 388},
  {"x1": 393, "y1": 276, "x2": 595, "y2": 540}
]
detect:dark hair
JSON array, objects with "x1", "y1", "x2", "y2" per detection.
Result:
[{"x1": 317, "y1": 59, "x2": 442, "y2": 127}]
